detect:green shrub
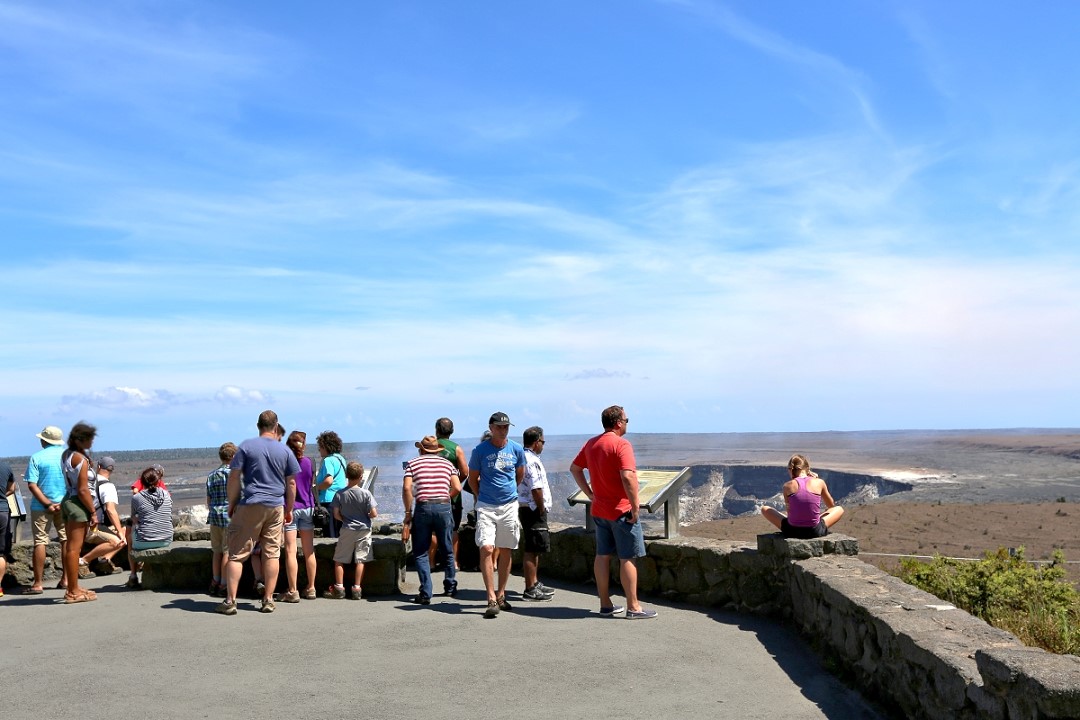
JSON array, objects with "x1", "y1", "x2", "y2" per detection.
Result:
[{"x1": 897, "y1": 548, "x2": 1080, "y2": 655}]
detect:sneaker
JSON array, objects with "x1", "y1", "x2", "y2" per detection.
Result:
[
  {"x1": 625, "y1": 608, "x2": 658, "y2": 620},
  {"x1": 302, "y1": 588, "x2": 317, "y2": 600},
  {"x1": 322, "y1": 585, "x2": 346, "y2": 599},
  {"x1": 496, "y1": 594, "x2": 512, "y2": 612},
  {"x1": 215, "y1": 600, "x2": 237, "y2": 616},
  {"x1": 350, "y1": 586, "x2": 362, "y2": 600},
  {"x1": 598, "y1": 605, "x2": 625, "y2": 617},
  {"x1": 77, "y1": 562, "x2": 94, "y2": 579},
  {"x1": 253, "y1": 580, "x2": 266, "y2": 596},
  {"x1": 280, "y1": 590, "x2": 301, "y2": 603},
  {"x1": 125, "y1": 576, "x2": 142, "y2": 590},
  {"x1": 443, "y1": 584, "x2": 458, "y2": 598},
  {"x1": 411, "y1": 594, "x2": 430, "y2": 605},
  {"x1": 208, "y1": 581, "x2": 221, "y2": 596},
  {"x1": 96, "y1": 559, "x2": 118, "y2": 575},
  {"x1": 536, "y1": 581, "x2": 556, "y2": 597},
  {"x1": 483, "y1": 600, "x2": 500, "y2": 618},
  {"x1": 260, "y1": 598, "x2": 276, "y2": 613},
  {"x1": 522, "y1": 584, "x2": 552, "y2": 602}
]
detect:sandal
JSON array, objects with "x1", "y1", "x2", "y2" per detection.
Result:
[
  {"x1": 21, "y1": 587, "x2": 44, "y2": 595},
  {"x1": 64, "y1": 589, "x2": 98, "y2": 604}
]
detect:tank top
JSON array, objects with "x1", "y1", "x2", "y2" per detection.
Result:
[
  {"x1": 61, "y1": 450, "x2": 97, "y2": 499},
  {"x1": 786, "y1": 475, "x2": 821, "y2": 527}
]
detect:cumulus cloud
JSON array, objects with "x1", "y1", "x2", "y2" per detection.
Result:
[
  {"x1": 59, "y1": 386, "x2": 178, "y2": 411},
  {"x1": 214, "y1": 385, "x2": 270, "y2": 405}
]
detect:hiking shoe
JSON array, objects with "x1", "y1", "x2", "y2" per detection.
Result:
[
  {"x1": 280, "y1": 590, "x2": 301, "y2": 603},
  {"x1": 443, "y1": 583, "x2": 458, "y2": 598},
  {"x1": 350, "y1": 586, "x2": 362, "y2": 600},
  {"x1": 625, "y1": 608, "x2": 658, "y2": 620},
  {"x1": 536, "y1": 581, "x2": 556, "y2": 597},
  {"x1": 253, "y1": 580, "x2": 266, "y2": 596},
  {"x1": 96, "y1": 559, "x2": 119, "y2": 575},
  {"x1": 260, "y1": 599, "x2": 276, "y2": 614},
  {"x1": 496, "y1": 595, "x2": 512, "y2": 612},
  {"x1": 215, "y1": 601, "x2": 237, "y2": 616},
  {"x1": 302, "y1": 588, "x2": 317, "y2": 600},
  {"x1": 598, "y1": 605, "x2": 625, "y2": 617},
  {"x1": 322, "y1": 585, "x2": 346, "y2": 599},
  {"x1": 125, "y1": 576, "x2": 142, "y2": 590},
  {"x1": 483, "y1": 600, "x2": 500, "y2": 618},
  {"x1": 77, "y1": 562, "x2": 94, "y2": 579},
  {"x1": 522, "y1": 584, "x2": 552, "y2": 602},
  {"x1": 411, "y1": 594, "x2": 430, "y2": 605}
]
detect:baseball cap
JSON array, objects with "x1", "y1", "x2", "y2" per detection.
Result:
[
  {"x1": 488, "y1": 412, "x2": 512, "y2": 426},
  {"x1": 97, "y1": 456, "x2": 116, "y2": 471}
]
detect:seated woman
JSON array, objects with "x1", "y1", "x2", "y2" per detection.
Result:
[
  {"x1": 761, "y1": 454, "x2": 844, "y2": 539},
  {"x1": 125, "y1": 466, "x2": 174, "y2": 588}
]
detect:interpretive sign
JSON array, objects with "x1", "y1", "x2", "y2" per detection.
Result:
[{"x1": 567, "y1": 466, "x2": 692, "y2": 538}]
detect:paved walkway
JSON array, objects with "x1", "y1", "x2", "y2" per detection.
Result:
[{"x1": 6, "y1": 570, "x2": 882, "y2": 720}]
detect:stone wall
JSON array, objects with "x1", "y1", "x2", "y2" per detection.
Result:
[{"x1": 544, "y1": 523, "x2": 1080, "y2": 720}]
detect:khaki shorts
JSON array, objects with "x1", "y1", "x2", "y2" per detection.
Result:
[
  {"x1": 226, "y1": 504, "x2": 284, "y2": 562},
  {"x1": 475, "y1": 500, "x2": 520, "y2": 550},
  {"x1": 333, "y1": 527, "x2": 374, "y2": 565},
  {"x1": 31, "y1": 508, "x2": 67, "y2": 545},
  {"x1": 85, "y1": 526, "x2": 122, "y2": 546},
  {"x1": 210, "y1": 525, "x2": 227, "y2": 554}
]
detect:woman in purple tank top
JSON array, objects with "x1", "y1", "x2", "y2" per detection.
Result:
[{"x1": 761, "y1": 454, "x2": 844, "y2": 539}]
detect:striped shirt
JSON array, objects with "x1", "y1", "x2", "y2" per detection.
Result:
[
  {"x1": 131, "y1": 487, "x2": 174, "y2": 543},
  {"x1": 405, "y1": 454, "x2": 457, "y2": 502}
]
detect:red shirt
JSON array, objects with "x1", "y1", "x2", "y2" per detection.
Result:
[{"x1": 572, "y1": 431, "x2": 636, "y2": 521}]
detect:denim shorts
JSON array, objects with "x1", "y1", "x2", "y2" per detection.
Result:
[
  {"x1": 291, "y1": 506, "x2": 315, "y2": 532},
  {"x1": 594, "y1": 514, "x2": 645, "y2": 560}
]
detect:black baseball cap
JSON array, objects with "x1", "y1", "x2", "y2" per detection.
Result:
[{"x1": 488, "y1": 412, "x2": 512, "y2": 426}]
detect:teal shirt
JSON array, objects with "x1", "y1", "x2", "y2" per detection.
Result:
[{"x1": 26, "y1": 445, "x2": 66, "y2": 509}]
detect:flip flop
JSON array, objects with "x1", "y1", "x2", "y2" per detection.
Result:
[
  {"x1": 21, "y1": 587, "x2": 44, "y2": 595},
  {"x1": 64, "y1": 590, "x2": 98, "y2": 604}
]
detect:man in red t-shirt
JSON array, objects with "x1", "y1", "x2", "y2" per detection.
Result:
[{"x1": 570, "y1": 405, "x2": 657, "y2": 620}]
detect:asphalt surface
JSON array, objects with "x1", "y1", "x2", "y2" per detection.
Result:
[{"x1": 6, "y1": 569, "x2": 883, "y2": 720}]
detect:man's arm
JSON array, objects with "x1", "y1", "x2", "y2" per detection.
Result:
[
  {"x1": 227, "y1": 468, "x2": 242, "y2": 517},
  {"x1": 449, "y1": 472, "x2": 462, "y2": 498},
  {"x1": 531, "y1": 488, "x2": 545, "y2": 514},
  {"x1": 569, "y1": 463, "x2": 592, "y2": 501},
  {"x1": 283, "y1": 474, "x2": 296, "y2": 523},
  {"x1": 467, "y1": 469, "x2": 480, "y2": 497},
  {"x1": 620, "y1": 468, "x2": 640, "y2": 523},
  {"x1": 402, "y1": 474, "x2": 414, "y2": 524},
  {"x1": 454, "y1": 446, "x2": 469, "y2": 479}
]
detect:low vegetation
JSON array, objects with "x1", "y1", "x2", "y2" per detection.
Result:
[{"x1": 896, "y1": 547, "x2": 1080, "y2": 655}]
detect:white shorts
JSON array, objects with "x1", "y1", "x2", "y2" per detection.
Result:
[{"x1": 475, "y1": 501, "x2": 520, "y2": 550}]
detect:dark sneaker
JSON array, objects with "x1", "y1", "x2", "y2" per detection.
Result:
[
  {"x1": 598, "y1": 605, "x2": 625, "y2": 617},
  {"x1": 536, "y1": 582, "x2": 556, "y2": 597},
  {"x1": 125, "y1": 576, "x2": 142, "y2": 590},
  {"x1": 350, "y1": 586, "x2": 362, "y2": 600},
  {"x1": 483, "y1": 600, "x2": 500, "y2": 618},
  {"x1": 215, "y1": 601, "x2": 237, "y2": 616},
  {"x1": 260, "y1": 599, "x2": 276, "y2": 614},
  {"x1": 323, "y1": 585, "x2": 346, "y2": 599},
  {"x1": 522, "y1": 585, "x2": 552, "y2": 602},
  {"x1": 411, "y1": 595, "x2": 430, "y2": 605},
  {"x1": 496, "y1": 595, "x2": 512, "y2": 612},
  {"x1": 253, "y1": 581, "x2": 266, "y2": 596},
  {"x1": 443, "y1": 584, "x2": 458, "y2": 598},
  {"x1": 625, "y1": 608, "x2": 658, "y2": 620}
]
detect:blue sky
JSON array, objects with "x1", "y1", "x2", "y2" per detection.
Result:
[{"x1": 2, "y1": 1, "x2": 1078, "y2": 455}]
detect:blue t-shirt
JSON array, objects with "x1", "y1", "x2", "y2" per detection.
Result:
[
  {"x1": 230, "y1": 436, "x2": 301, "y2": 507},
  {"x1": 26, "y1": 445, "x2": 66, "y2": 509},
  {"x1": 469, "y1": 440, "x2": 526, "y2": 505},
  {"x1": 332, "y1": 485, "x2": 377, "y2": 530}
]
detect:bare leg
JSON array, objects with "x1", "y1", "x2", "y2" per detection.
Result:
[
  {"x1": 261, "y1": 552, "x2": 279, "y2": 603},
  {"x1": 595, "y1": 554, "x2": 613, "y2": 608},
  {"x1": 31, "y1": 543, "x2": 46, "y2": 590},
  {"x1": 283, "y1": 528, "x2": 298, "y2": 594},
  {"x1": 479, "y1": 545, "x2": 496, "y2": 602},
  {"x1": 333, "y1": 562, "x2": 344, "y2": 587},
  {"x1": 761, "y1": 506, "x2": 785, "y2": 530},
  {"x1": 822, "y1": 506, "x2": 845, "y2": 528},
  {"x1": 496, "y1": 546, "x2": 511, "y2": 598},
  {"x1": 212, "y1": 551, "x2": 223, "y2": 583},
  {"x1": 299, "y1": 529, "x2": 316, "y2": 593},
  {"x1": 523, "y1": 552, "x2": 538, "y2": 589},
  {"x1": 353, "y1": 561, "x2": 365, "y2": 588},
  {"x1": 620, "y1": 558, "x2": 640, "y2": 613},
  {"x1": 63, "y1": 521, "x2": 89, "y2": 596},
  {"x1": 224, "y1": 557, "x2": 242, "y2": 603}
]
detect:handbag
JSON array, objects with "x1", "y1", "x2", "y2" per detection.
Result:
[{"x1": 312, "y1": 503, "x2": 330, "y2": 529}]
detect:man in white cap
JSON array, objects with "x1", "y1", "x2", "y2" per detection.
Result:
[
  {"x1": 23, "y1": 426, "x2": 67, "y2": 594},
  {"x1": 467, "y1": 412, "x2": 526, "y2": 618}
]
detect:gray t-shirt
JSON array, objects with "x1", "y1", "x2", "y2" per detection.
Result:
[{"x1": 332, "y1": 485, "x2": 377, "y2": 530}]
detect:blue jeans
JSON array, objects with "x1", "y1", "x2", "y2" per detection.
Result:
[{"x1": 410, "y1": 502, "x2": 456, "y2": 599}]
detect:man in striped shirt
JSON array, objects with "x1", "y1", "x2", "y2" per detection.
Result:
[{"x1": 402, "y1": 435, "x2": 462, "y2": 605}]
